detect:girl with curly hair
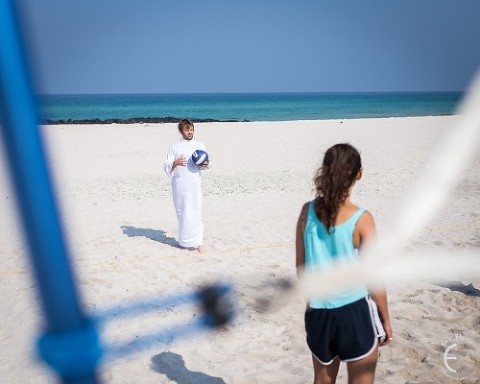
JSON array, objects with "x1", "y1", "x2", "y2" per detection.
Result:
[{"x1": 296, "y1": 143, "x2": 392, "y2": 384}]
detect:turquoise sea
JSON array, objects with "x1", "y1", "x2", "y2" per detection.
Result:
[{"x1": 38, "y1": 92, "x2": 463, "y2": 123}]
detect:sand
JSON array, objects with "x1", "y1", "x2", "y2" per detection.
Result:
[{"x1": 1, "y1": 116, "x2": 479, "y2": 383}]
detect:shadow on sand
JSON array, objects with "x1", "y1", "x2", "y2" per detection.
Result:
[
  {"x1": 151, "y1": 352, "x2": 226, "y2": 384},
  {"x1": 435, "y1": 281, "x2": 480, "y2": 297},
  {"x1": 121, "y1": 226, "x2": 182, "y2": 249}
]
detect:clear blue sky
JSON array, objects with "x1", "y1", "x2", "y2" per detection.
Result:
[{"x1": 17, "y1": 0, "x2": 480, "y2": 94}]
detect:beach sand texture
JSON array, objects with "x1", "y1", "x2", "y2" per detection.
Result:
[{"x1": 1, "y1": 116, "x2": 479, "y2": 383}]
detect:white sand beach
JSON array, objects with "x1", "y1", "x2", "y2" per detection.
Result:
[{"x1": 1, "y1": 116, "x2": 479, "y2": 383}]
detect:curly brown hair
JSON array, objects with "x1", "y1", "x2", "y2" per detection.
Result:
[{"x1": 313, "y1": 143, "x2": 362, "y2": 233}]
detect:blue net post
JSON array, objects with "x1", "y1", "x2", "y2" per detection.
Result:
[{"x1": 0, "y1": 1, "x2": 101, "y2": 383}]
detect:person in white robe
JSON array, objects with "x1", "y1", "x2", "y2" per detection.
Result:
[{"x1": 163, "y1": 119, "x2": 210, "y2": 252}]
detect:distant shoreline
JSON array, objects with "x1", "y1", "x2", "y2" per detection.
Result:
[
  {"x1": 41, "y1": 117, "x2": 250, "y2": 125},
  {"x1": 41, "y1": 114, "x2": 456, "y2": 125}
]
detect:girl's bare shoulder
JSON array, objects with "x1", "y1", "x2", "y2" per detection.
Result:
[
  {"x1": 357, "y1": 209, "x2": 376, "y2": 233},
  {"x1": 299, "y1": 201, "x2": 310, "y2": 219}
]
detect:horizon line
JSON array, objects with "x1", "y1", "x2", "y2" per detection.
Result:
[{"x1": 37, "y1": 90, "x2": 465, "y2": 97}]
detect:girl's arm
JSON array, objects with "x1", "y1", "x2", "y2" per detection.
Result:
[
  {"x1": 295, "y1": 203, "x2": 309, "y2": 277},
  {"x1": 357, "y1": 211, "x2": 393, "y2": 346}
]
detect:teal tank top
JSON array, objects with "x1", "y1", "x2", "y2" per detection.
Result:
[{"x1": 304, "y1": 201, "x2": 369, "y2": 309}]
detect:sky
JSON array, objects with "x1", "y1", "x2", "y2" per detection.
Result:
[{"x1": 16, "y1": 0, "x2": 480, "y2": 94}]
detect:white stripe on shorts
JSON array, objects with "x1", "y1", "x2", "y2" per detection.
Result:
[{"x1": 366, "y1": 296, "x2": 386, "y2": 342}]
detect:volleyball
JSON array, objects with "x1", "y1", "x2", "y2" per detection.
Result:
[{"x1": 191, "y1": 149, "x2": 208, "y2": 166}]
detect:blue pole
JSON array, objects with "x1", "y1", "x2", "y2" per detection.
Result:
[{"x1": 0, "y1": 1, "x2": 101, "y2": 383}]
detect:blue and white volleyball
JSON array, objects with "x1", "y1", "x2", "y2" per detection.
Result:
[{"x1": 191, "y1": 149, "x2": 208, "y2": 166}]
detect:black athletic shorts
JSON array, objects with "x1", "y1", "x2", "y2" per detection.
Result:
[{"x1": 304, "y1": 296, "x2": 384, "y2": 365}]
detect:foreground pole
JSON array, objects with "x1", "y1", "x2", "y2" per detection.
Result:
[{"x1": 0, "y1": 1, "x2": 101, "y2": 382}]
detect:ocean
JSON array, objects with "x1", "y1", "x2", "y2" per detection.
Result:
[{"x1": 38, "y1": 92, "x2": 463, "y2": 123}]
